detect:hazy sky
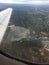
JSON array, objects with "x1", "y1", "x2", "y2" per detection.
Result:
[{"x1": 0, "y1": 0, "x2": 49, "y2": 4}]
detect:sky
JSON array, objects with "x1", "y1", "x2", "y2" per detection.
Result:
[{"x1": 0, "y1": 0, "x2": 49, "y2": 4}]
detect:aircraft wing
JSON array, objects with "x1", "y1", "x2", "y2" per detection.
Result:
[{"x1": 0, "y1": 8, "x2": 13, "y2": 44}]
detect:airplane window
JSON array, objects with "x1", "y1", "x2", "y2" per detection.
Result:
[{"x1": 0, "y1": 3, "x2": 49, "y2": 64}]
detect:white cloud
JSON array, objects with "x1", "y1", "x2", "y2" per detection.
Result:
[
  {"x1": 0, "y1": 0, "x2": 49, "y2": 4},
  {"x1": 0, "y1": 0, "x2": 13, "y2": 3}
]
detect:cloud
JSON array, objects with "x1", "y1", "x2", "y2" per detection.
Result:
[
  {"x1": 13, "y1": 0, "x2": 49, "y2": 2},
  {"x1": 0, "y1": 0, "x2": 13, "y2": 3},
  {"x1": 0, "y1": 0, "x2": 49, "y2": 4}
]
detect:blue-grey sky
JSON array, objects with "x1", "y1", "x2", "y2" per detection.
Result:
[{"x1": 0, "y1": 0, "x2": 49, "y2": 4}]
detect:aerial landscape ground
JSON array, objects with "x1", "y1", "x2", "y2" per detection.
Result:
[{"x1": 0, "y1": 3, "x2": 49, "y2": 64}]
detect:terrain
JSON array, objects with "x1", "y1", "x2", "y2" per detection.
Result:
[{"x1": 0, "y1": 3, "x2": 49, "y2": 64}]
